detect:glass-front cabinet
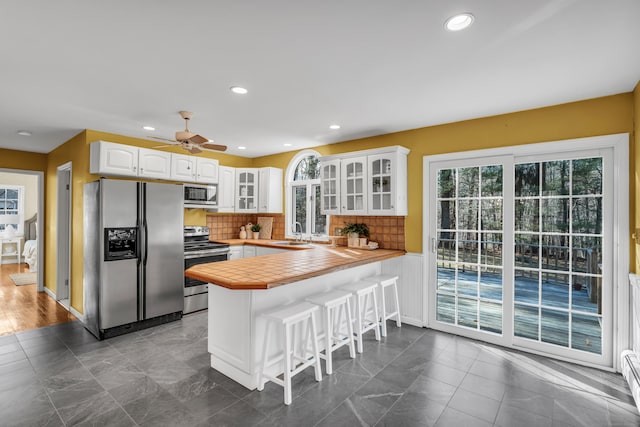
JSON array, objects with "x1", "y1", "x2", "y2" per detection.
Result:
[
  {"x1": 236, "y1": 168, "x2": 258, "y2": 212},
  {"x1": 319, "y1": 146, "x2": 409, "y2": 216},
  {"x1": 320, "y1": 160, "x2": 341, "y2": 215},
  {"x1": 341, "y1": 156, "x2": 367, "y2": 215},
  {"x1": 368, "y1": 150, "x2": 408, "y2": 215}
]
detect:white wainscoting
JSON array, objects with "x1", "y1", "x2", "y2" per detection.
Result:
[
  {"x1": 382, "y1": 252, "x2": 425, "y2": 327},
  {"x1": 622, "y1": 273, "x2": 640, "y2": 412}
]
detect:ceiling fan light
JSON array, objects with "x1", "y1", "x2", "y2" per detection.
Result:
[{"x1": 176, "y1": 130, "x2": 194, "y2": 141}]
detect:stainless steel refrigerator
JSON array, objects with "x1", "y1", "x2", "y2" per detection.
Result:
[{"x1": 83, "y1": 178, "x2": 184, "y2": 339}]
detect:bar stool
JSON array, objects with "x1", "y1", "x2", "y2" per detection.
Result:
[
  {"x1": 257, "y1": 302, "x2": 322, "y2": 405},
  {"x1": 306, "y1": 290, "x2": 356, "y2": 374},
  {"x1": 364, "y1": 274, "x2": 402, "y2": 336},
  {"x1": 340, "y1": 280, "x2": 381, "y2": 353}
]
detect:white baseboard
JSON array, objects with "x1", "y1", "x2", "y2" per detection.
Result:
[
  {"x1": 70, "y1": 306, "x2": 84, "y2": 322},
  {"x1": 43, "y1": 286, "x2": 56, "y2": 299}
]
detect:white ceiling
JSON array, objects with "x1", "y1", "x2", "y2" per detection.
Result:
[{"x1": 1, "y1": 1, "x2": 639, "y2": 158}]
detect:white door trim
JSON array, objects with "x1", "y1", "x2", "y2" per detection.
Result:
[
  {"x1": 0, "y1": 167, "x2": 44, "y2": 292},
  {"x1": 56, "y1": 162, "x2": 72, "y2": 308}
]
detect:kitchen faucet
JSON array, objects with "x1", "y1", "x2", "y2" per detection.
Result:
[{"x1": 293, "y1": 222, "x2": 303, "y2": 241}]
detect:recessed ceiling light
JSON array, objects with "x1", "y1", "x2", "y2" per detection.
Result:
[
  {"x1": 444, "y1": 13, "x2": 474, "y2": 31},
  {"x1": 238, "y1": 146, "x2": 246, "y2": 150},
  {"x1": 283, "y1": 143, "x2": 292, "y2": 147},
  {"x1": 17, "y1": 130, "x2": 32, "y2": 136},
  {"x1": 143, "y1": 126, "x2": 155, "y2": 131},
  {"x1": 329, "y1": 124, "x2": 341, "y2": 130},
  {"x1": 230, "y1": 86, "x2": 248, "y2": 95}
]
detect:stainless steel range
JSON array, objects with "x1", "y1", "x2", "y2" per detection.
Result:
[{"x1": 184, "y1": 226, "x2": 230, "y2": 314}]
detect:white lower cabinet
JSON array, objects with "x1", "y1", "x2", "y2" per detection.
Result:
[
  {"x1": 243, "y1": 245, "x2": 257, "y2": 258},
  {"x1": 229, "y1": 246, "x2": 243, "y2": 260},
  {"x1": 255, "y1": 246, "x2": 287, "y2": 256}
]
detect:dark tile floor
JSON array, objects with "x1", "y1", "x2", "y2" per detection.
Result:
[{"x1": 0, "y1": 311, "x2": 638, "y2": 426}]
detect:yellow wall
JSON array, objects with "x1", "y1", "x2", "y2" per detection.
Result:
[
  {"x1": 0, "y1": 148, "x2": 47, "y2": 172},
  {"x1": 46, "y1": 131, "x2": 91, "y2": 312},
  {"x1": 255, "y1": 93, "x2": 635, "y2": 255}
]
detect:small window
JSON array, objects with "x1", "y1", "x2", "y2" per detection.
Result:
[
  {"x1": 0, "y1": 185, "x2": 24, "y2": 233},
  {"x1": 286, "y1": 151, "x2": 327, "y2": 239}
]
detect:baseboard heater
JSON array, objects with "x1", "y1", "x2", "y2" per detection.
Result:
[{"x1": 623, "y1": 274, "x2": 640, "y2": 413}]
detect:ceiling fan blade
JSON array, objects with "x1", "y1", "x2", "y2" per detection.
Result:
[
  {"x1": 152, "y1": 144, "x2": 177, "y2": 150},
  {"x1": 150, "y1": 136, "x2": 178, "y2": 143},
  {"x1": 201, "y1": 143, "x2": 228, "y2": 152},
  {"x1": 188, "y1": 134, "x2": 209, "y2": 145},
  {"x1": 188, "y1": 146, "x2": 202, "y2": 154}
]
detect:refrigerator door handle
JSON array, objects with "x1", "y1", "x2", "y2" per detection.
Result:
[{"x1": 143, "y1": 219, "x2": 149, "y2": 266}]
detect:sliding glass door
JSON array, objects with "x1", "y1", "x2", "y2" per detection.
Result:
[{"x1": 427, "y1": 147, "x2": 613, "y2": 366}]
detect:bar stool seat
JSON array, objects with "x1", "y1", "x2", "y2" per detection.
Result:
[
  {"x1": 364, "y1": 274, "x2": 402, "y2": 337},
  {"x1": 257, "y1": 302, "x2": 322, "y2": 405},
  {"x1": 306, "y1": 290, "x2": 356, "y2": 374},
  {"x1": 340, "y1": 280, "x2": 381, "y2": 353}
]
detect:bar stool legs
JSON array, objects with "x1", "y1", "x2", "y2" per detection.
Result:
[
  {"x1": 340, "y1": 280, "x2": 381, "y2": 354},
  {"x1": 257, "y1": 302, "x2": 322, "y2": 405},
  {"x1": 365, "y1": 274, "x2": 402, "y2": 337},
  {"x1": 306, "y1": 290, "x2": 356, "y2": 375}
]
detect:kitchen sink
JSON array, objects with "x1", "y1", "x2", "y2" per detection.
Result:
[{"x1": 272, "y1": 241, "x2": 310, "y2": 246}]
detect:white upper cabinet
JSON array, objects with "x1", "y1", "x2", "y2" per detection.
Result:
[
  {"x1": 195, "y1": 157, "x2": 219, "y2": 184},
  {"x1": 90, "y1": 141, "x2": 140, "y2": 177},
  {"x1": 320, "y1": 160, "x2": 341, "y2": 215},
  {"x1": 319, "y1": 146, "x2": 409, "y2": 216},
  {"x1": 236, "y1": 168, "x2": 258, "y2": 212},
  {"x1": 218, "y1": 166, "x2": 236, "y2": 213},
  {"x1": 138, "y1": 148, "x2": 172, "y2": 179},
  {"x1": 341, "y1": 156, "x2": 368, "y2": 215},
  {"x1": 170, "y1": 154, "x2": 197, "y2": 182},
  {"x1": 367, "y1": 149, "x2": 408, "y2": 215},
  {"x1": 258, "y1": 167, "x2": 283, "y2": 213}
]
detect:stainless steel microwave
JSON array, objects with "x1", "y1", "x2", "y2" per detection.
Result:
[{"x1": 184, "y1": 184, "x2": 218, "y2": 206}]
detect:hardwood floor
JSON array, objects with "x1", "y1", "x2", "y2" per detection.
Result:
[{"x1": 0, "y1": 262, "x2": 75, "y2": 336}]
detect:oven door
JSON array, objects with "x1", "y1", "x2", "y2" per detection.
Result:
[{"x1": 184, "y1": 253, "x2": 229, "y2": 288}]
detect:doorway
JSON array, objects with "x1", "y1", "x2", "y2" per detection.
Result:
[
  {"x1": 424, "y1": 134, "x2": 629, "y2": 369},
  {"x1": 56, "y1": 162, "x2": 72, "y2": 308}
]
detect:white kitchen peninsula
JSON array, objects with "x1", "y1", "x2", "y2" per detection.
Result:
[{"x1": 185, "y1": 244, "x2": 404, "y2": 389}]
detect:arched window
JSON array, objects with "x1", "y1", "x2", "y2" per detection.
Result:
[{"x1": 285, "y1": 150, "x2": 327, "y2": 240}]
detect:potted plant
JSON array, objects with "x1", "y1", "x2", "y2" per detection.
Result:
[
  {"x1": 251, "y1": 223, "x2": 262, "y2": 239},
  {"x1": 341, "y1": 223, "x2": 369, "y2": 247}
]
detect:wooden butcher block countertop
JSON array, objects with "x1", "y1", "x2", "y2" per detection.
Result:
[{"x1": 184, "y1": 244, "x2": 405, "y2": 290}]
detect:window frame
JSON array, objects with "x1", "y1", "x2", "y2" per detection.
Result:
[
  {"x1": 285, "y1": 150, "x2": 328, "y2": 240},
  {"x1": 0, "y1": 184, "x2": 25, "y2": 234}
]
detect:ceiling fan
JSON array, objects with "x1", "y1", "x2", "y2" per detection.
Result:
[{"x1": 152, "y1": 111, "x2": 227, "y2": 154}]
